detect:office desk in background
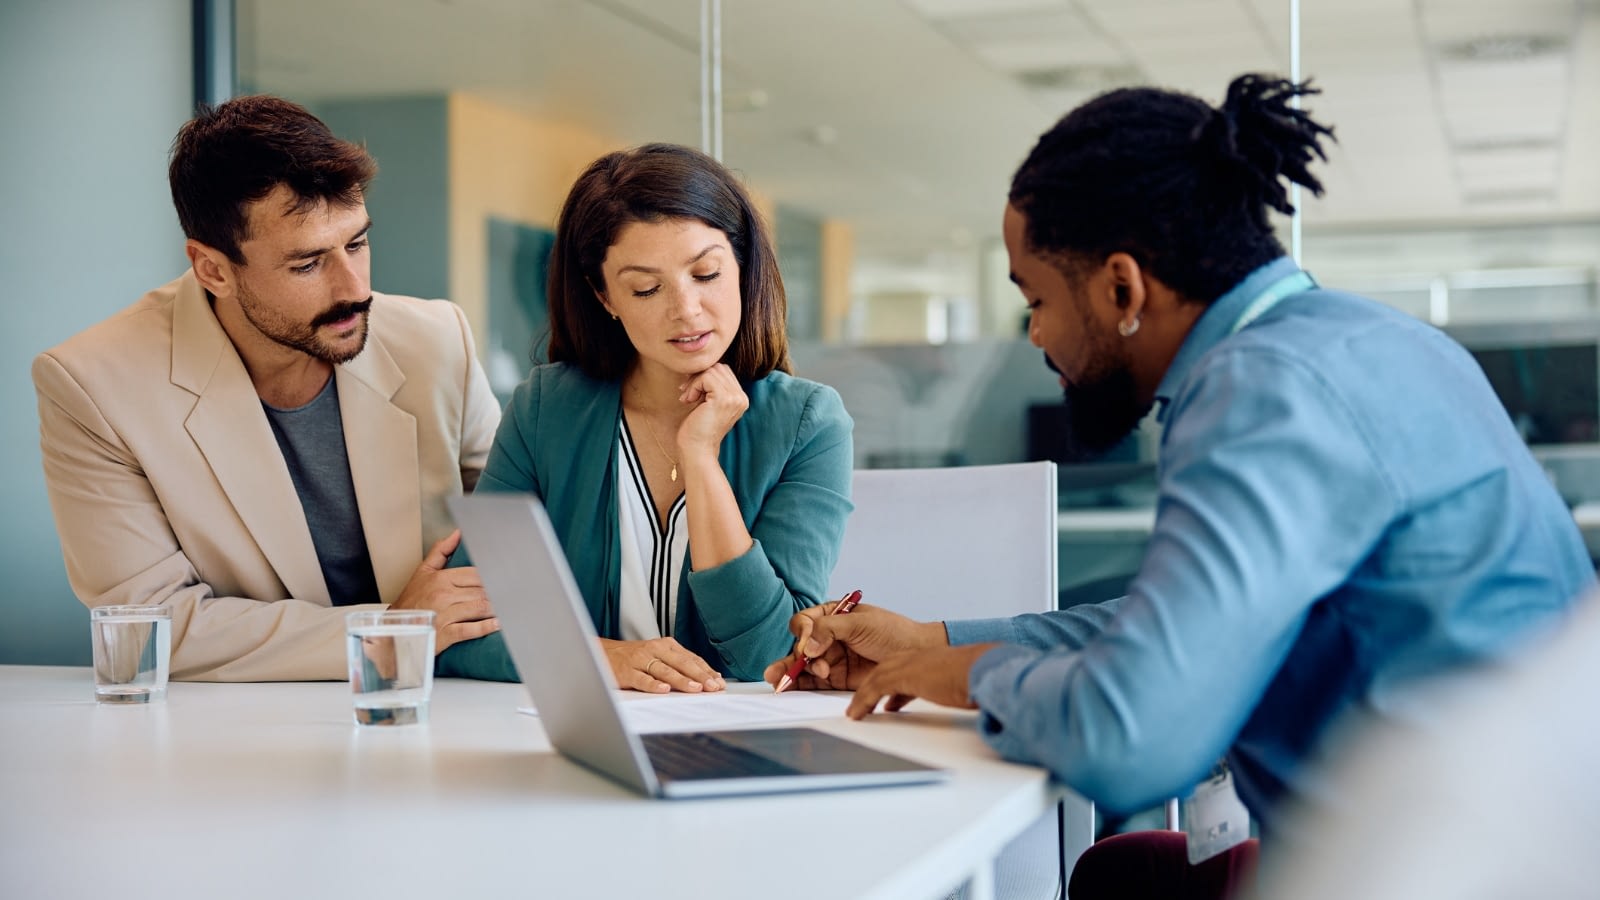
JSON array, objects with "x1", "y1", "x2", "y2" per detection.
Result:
[{"x1": 0, "y1": 666, "x2": 1058, "y2": 900}]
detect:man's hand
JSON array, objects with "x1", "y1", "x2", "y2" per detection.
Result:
[
  {"x1": 762, "y1": 602, "x2": 948, "y2": 691},
  {"x1": 601, "y1": 636, "x2": 727, "y2": 694},
  {"x1": 389, "y1": 530, "x2": 499, "y2": 654},
  {"x1": 844, "y1": 643, "x2": 999, "y2": 719}
]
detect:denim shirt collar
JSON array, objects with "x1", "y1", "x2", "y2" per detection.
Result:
[{"x1": 1154, "y1": 256, "x2": 1306, "y2": 423}]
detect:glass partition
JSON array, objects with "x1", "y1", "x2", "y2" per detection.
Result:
[
  {"x1": 1299, "y1": 0, "x2": 1600, "y2": 531},
  {"x1": 233, "y1": 0, "x2": 1290, "y2": 604},
  {"x1": 237, "y1": 0, "x2": 1600, "y2": 591}
]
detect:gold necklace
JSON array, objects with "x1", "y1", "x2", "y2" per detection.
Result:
[{"x1": 639, "y1": 416, "x2": 680, "y2": 483}]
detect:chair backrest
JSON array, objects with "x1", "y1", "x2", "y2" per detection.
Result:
[
  {"x1": 829, "y1": 461, "x2": 1058, "y2": 620},
  {"x1": 829, "y1": 461, "x2": 1087, "y2": 900}
]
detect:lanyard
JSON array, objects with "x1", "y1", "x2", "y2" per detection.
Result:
[{"x1": 1228, "y1": 270, "x2": 1316, "y2": 335}]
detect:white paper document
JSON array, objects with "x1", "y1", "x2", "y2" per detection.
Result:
[{"x1": 519, "y1": 690, "x2": 851, "y2": 733}]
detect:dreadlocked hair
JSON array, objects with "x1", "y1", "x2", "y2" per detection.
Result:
[{"x1": 1009, "y1": 73, "x2": 1335, "y2": 304}]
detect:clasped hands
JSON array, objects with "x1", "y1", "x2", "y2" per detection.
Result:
[{"x1": 761, "y1": 601, "x2": 998, "y2": 719}]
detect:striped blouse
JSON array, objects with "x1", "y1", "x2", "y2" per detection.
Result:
[{"x1": 615, "y1": 418, "x2": 688, "y2": 641}]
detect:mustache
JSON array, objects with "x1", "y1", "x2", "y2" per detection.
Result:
[{"x1": 311, "y1": 297, "x2": 373, "y2": 329}]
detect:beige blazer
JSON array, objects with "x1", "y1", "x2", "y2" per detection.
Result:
[{"x1": 34, "y1": 271, "x2": 501, "y2": 681}]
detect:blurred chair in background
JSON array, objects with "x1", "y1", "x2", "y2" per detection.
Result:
[{"x1": 1248, "y1": 593, "x2": 1600, "y2": 900}]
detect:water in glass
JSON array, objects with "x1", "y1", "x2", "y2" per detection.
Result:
[
  {"x1": 346, "y1": 622, "x2": 435, "y2": 725},
  {"x1": 92, "y1": 611, "x2": 171, "y2": 703}
]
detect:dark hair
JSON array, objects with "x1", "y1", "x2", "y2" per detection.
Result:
[
  {"x1": 1009, "y1": 73, "x2": 1335, "y2": 304},
  {"x1": 546, "y1": 143, "x2": 790, "y2": 381},
  {"x1": 169, "y1": 95, "x2": 377, "y2": 265}
]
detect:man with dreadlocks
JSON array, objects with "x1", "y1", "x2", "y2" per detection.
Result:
[{"x1": 765, "y1": 74, "x2": 1593, "y2": 898}]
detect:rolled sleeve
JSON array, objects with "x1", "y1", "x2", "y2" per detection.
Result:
[
  {"x1": 946, "y1": 617, "x2": 1026, "y2": 646},
  {"x1": 947, "y1": 599, "x2": 1124, "y2": 651},
  {"x1": 969, "y1": 643, "x2": 1049, "y2": 748}
]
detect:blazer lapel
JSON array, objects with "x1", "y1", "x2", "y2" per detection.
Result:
[
  {"x1": 172, "y1": 273, "x2": 329, "y2": 605},
  {"x1": 540, "y1": 377, "x2": 622, "y2": 638},
  {"x1": 586, "y1": 385, "x2": 622, "y2": 638},
  {"x1": 338, "y1": 329, "x2": 421, "y2": 602}
]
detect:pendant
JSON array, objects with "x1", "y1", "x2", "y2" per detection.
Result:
[{"x1": 670, "y1": 465, "x2": 678, "y2": 483}]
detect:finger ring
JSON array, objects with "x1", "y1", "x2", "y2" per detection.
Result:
[{"x1": 645, "y1": 658, "x2": 662, "y2": 677}]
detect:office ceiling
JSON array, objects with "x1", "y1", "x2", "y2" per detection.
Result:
[{"x1": 243, "y1": 0, "x2": 1599, "y2": 270}]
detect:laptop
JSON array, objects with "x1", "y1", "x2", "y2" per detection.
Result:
[{"x1": 447, "y1": 492, "x2": 948, "y2": 799}]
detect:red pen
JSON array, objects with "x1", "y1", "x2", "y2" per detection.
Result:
[{"x1": 774, "y1": 589, "x2": 862, "y2": 693}]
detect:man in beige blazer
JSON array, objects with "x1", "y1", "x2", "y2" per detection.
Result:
[{"x1": 33, "y1": 96, "x2": 503, "y2": 681}]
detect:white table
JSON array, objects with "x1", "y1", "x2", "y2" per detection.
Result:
[{"x1": 0, "y1": 666, "x2": 1059, "y2": 900}]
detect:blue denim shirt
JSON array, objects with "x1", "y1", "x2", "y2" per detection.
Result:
[{"x1": 948, "y1": 257, "x2": 1594, "y2": 830}]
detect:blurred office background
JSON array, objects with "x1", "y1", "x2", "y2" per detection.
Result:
[{"x1": 3, "y1": 0, "x2": 1597, "y2": 665}]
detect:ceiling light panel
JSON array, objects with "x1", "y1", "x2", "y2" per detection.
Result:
[
  {"x1": 1437, "y1": 55, "x2": 1572, "y2": 144},
  {"x1": 1419, "y1": 0, "x2": 1577, "y2": 46},
  {"x1": 1419, "y1": 0, "x2": 1578, "y2": 208}
]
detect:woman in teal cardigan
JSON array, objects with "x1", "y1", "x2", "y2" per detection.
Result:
[{"x1": 437, "y1": 143, "x2": 853, "y2": 686}]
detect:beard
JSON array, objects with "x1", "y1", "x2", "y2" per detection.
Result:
[
  {"x1": 1044, "y1": 351, "x2": 1151, "y2": 462},
  {"x1": 236, "y1": 279, "x2": 372, "y2": 365}
]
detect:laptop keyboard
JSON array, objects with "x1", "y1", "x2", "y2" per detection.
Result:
[{"x1": 642, "y1": 732, "x2": 801, "y2": 781}]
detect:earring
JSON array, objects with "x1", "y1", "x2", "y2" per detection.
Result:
[
  {"x1": 1118, "y1": 318, "x2": 1141, "y2": 338},
  {"x1": 611, "y1": 313, "x2": 619, "y2": 321}
]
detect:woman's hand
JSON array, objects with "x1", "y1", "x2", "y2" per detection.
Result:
[
  {"x1": 676, "y1": 363, "x2": 748, "y2": 458},
  {"x1": 601, "y1": 636, "x2": 727, "y2": 694}
]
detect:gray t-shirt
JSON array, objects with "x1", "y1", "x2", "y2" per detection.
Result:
[{"x1": 263, "y1": 377, "x2": 381, "y2": 607}]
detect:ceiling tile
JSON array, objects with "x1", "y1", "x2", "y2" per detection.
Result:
[
  {"x1": 1086, "y1": 2, "x2": 1256, "y2": 39},
  {"x1": 1456, "y1": 146, "x2": 1561, "y2": 180},
  {"x1": 972, "y1": 37, "x2": 1131, "y2": 71},
  {"x1": 1124, "y1": 29, "x2": 1271, "y2": 59},
  {"x1": 242, "y1": 0, "x2": 1600, "y2": 265},
  {"x1": 903, "y1": 0, "x2": 1069, "y2": 19},
  {"x1": 935, "y1": 7, "x2": 1097, "y2": 41}
]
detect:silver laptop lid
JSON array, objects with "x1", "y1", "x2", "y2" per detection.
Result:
[{"x1": 447, "y1": 493, "x2": 662, "y2": 797}]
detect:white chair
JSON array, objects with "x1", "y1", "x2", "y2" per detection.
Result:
[{"x1": 829, "y1": 461, "x2": 1093, "y2": 900}]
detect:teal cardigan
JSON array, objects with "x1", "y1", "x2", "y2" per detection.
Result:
[{"x1": 435, "y1": 363, "x2": 854, "y2": 682}]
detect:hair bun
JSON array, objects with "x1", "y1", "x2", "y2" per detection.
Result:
[
  {"x1": 1194, "y1": 73, "x2": 1334, "y2": 216},
  {"x1": 1196, "y1": 103, "x2": 1243, "y2": 165}
]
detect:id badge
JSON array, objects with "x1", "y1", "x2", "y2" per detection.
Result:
[{"x1": 1183, "y1": 761, "x2": 1250, "y2": 864}]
